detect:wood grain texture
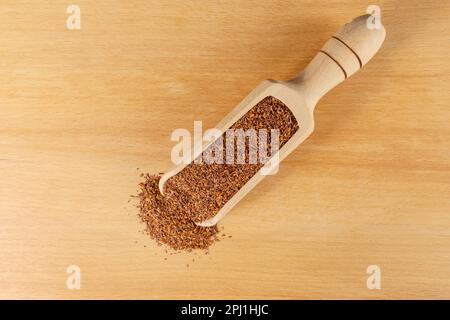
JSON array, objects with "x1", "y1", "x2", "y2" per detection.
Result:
[{"x1": 0, "y1": 0, "x2": 449, "y2": 299}]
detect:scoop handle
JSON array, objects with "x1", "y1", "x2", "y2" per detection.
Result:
[{"x1": 289, "y1": 14, "x2": 386, "y2": 110}]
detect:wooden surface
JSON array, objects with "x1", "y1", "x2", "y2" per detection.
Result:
[{"x1": 0, "y1": 1, "x2": 449, "y2": 299}]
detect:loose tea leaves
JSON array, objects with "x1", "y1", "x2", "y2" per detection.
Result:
[
  {"x1": 138, "y1": 174, "x2": 220, "y2": 251},
  {"x1": 164, "y1": 96, "x2": 299, "y2": 222},
  {"x1": 138, "y1": 96, "x2": 299, "y2": 251}
]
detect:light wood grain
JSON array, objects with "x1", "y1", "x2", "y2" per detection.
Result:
[{"x1": 0, "y1": 0, "x2": 449, "y2": 299}]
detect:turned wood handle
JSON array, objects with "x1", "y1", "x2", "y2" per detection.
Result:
[{"x1": 290, "y1": 14, "x2": 386, "y2": 109}]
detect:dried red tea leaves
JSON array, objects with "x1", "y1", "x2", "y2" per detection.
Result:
[
  {"x1": 138, "y1": 174, "x2": 219, "y2": 251},
  {"x1": 164, "y1": 96, "x2": 299, "y2": 222},
  {"x1": 138, "y1": 96, "x2": 299, "y2": 251}
]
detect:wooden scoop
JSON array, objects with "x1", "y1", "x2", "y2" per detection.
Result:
[{"x1": 159, "y1": 14, "x2": 386, "y2": 227}]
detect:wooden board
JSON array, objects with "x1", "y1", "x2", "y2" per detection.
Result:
[{"x1": 0, "y1": 0, "x2": 449, "y2": 299}]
